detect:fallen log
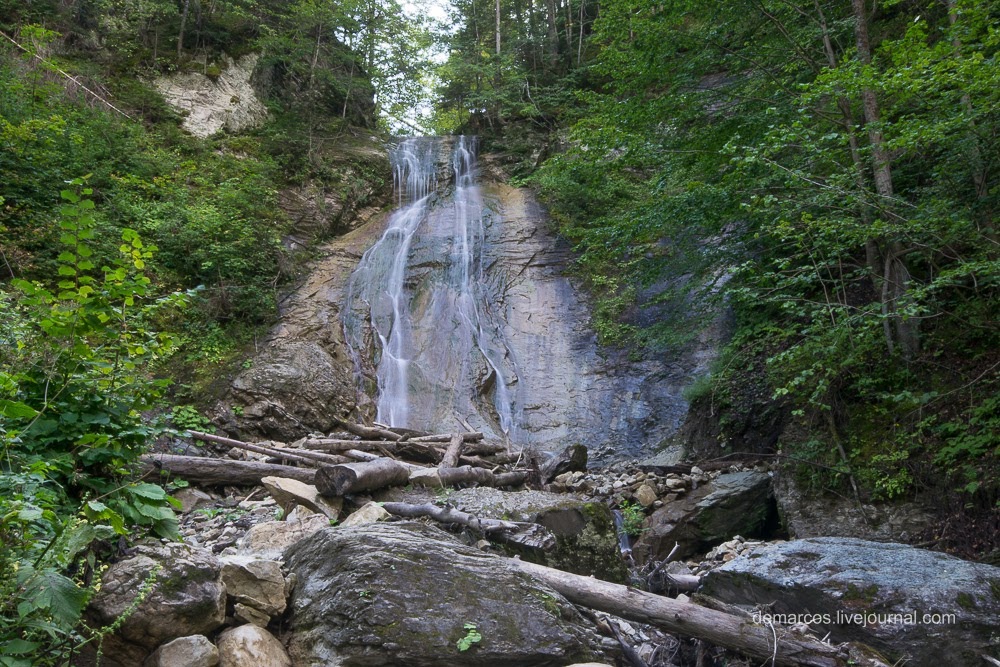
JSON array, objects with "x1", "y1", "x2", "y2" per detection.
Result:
[
  {"x1": 410, "y1": 465, "x2": 527, "y2": 489},
  {"x1": 186, "y1": 430, "x2": 348, "y2": 467},
  {"x1": 510, "y1": 559, "x2": 889, "y2": 667},
  {"x1": 315, "y1": 459, "x2": 411, "y2": 496},
  {"x1": 381, "y1": 502, "x2": 556, "y2": 550},
  {"x1": 301, "y1": 437, "x2": 504, "y2": 456},
  {"x1": 409, "y1": 432, "x2": 485, "y2": 443},
  {"x1": 141, "y1": 454, "x2": 316, "y2": 485},
  {"x1": 440, "y1": 433, "x2": 464, "y2": 469},
  {"x1": 334, "y1": 419, "x2": 402, "y2": 441}
]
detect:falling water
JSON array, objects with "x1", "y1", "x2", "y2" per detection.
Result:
[{"x1": 343, "y1": 137, "x2": 519, "y2": 436}]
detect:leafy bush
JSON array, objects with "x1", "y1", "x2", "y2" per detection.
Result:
[{"x1": 1, "y1": 180, "x2": 187, "y2": 663}]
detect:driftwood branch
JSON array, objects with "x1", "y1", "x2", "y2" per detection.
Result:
[
  {"x1": 315, "y1": 459, "x2": 411, "y2": 496},
  {"x1": 511, "y1": 559, "x2": 889, "y2": 667},
  {"x1": 187, "y1": 430, "x2": 349, "y2": 467},
  {"x1": 381, "y1": 502, "x2": 557, "y2": 550},
  {"x1": 141, "y1": 454, "x2": 316, "y2": 485}
]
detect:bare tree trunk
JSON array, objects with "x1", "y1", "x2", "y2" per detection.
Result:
[
  {"x1": 851, "y1": 0, "x2": 918, "y2": 359},
  {"x1": 176, "y1": 0, "x2": 190, "y2": 58},
  {"x1": 545, "y1": 0, "x2": 559, "y2": 68},
  {"x1": 814, "y1": 0, "x2": 884, "y2": 309}
]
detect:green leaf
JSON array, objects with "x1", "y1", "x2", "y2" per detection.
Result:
[
  {"x1": 20, "y1": 569, "x2": 88, "y2": 625},
  {"x1": 1, "y1": 639, "x2": 41, "y2": 655},
  {"x1": 129, "y1": 483, "x2": 167, "y2": 500},
  {"x1": 0, "y1": 400, "x2": 38, "y2": 419}
]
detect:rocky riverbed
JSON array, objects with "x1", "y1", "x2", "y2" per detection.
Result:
[{"x1": 85, "y1": 442, "x2": 1000, "y2": 667}]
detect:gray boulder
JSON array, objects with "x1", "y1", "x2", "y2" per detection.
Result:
[
  {"x1": 634, "y1": 471, "x2": 776, "y2": 561},
  {"x1": 701, "y1": 537, "x2": 1000, "y2": 667},
  {"x1": 446, "y1": 487, "x2": 628, "y2": 583},
  {"x1": 283, "y1": 522, "x2": 604, "y2": 666},
  {"x1": 87, "y1": 543, "x2": 226, "y2": 666}
]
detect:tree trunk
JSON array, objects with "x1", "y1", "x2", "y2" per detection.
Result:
[
  {"x1": 185, "y1": 430, "x2": 349, "y2": 466},
  {"x1": 140, "y1": 454, "x2": 316, "y2": 485},
  {"x1": 176, "y1": 0, "x2": 190, "y2": 58},
  {"x1": 545, "y1": 0, "x2": 559, "y2": 68},
  {"x1": 512, "y1": 559, "x2": 890, "y2": 667},
  {"x1": 315, "y1": 459, "x2": 411, "y2": 496},
  {"x1": 851, "y1": 0, "x2": 918, "y2": 359}
]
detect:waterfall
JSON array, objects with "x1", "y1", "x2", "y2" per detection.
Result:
[{"x1": 343, "y1": 136, "x2": 520, "y2": 436}]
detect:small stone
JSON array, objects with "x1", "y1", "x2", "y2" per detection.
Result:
[
  {"x1": 690, "y1": 466, "x2": 705, "y2": 476},
  {"x1": 173, "y1": 488, "x2": 215, "y2": 514},
  {"x1": 234, "y1": 602, "x2": 272, "y2": 627},
  {"x1": 144, "y1": 635, "x2": 219, "y2": 667},
  {"x1": 553, "y1": 472, "x2": 574, "y2": 484},
  {"x1": 635, "y1": 484, "x2": 658, "y2": 508},
  {"x1": 664, "y1": 478, "x2": 686, "y2": 491},
  {"x1": 340, "y1": 501, "x2": 391, "y2": 527}
]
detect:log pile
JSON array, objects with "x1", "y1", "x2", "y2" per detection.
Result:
[
  {"x1": 148, "y1": 421, "x2": 892, "y2": 667},
  {"x1": 143, "y1": 423, "x2": 532, "y2": 492}
]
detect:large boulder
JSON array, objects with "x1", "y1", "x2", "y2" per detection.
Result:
[
  {"x1": 701, "y1": 537, "x2": 1000, "y2": 667},
  {"x1": 283, "y1": 522, "x2": 605, "y2": 666},
  {"x1": 634, "y1": 471, "x2": 776, "y2": 561},
  {"x1": 87, "y1": 543, "x2": 226, "y2": 666}
]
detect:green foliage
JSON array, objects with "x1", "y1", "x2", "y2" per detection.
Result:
[
  {"x1": 618, "y1": 501, "x2": 645, "y2": 538},
  {"x1": 0, "y1": 181, "x2": 185, "y2": 664},
  {"x1": 456, "y1": 623, "x2": 482, "y2": 651}
]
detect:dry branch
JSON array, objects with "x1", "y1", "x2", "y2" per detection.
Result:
[{"x1": 141, "y1": 454, "x2": 316, "y2": 485}]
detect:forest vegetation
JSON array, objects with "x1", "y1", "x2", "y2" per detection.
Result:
[{"x1": 1, "y1": 0, "x2": 998, "y2": 662}]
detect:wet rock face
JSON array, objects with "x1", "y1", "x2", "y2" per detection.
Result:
[
  {"x1": 701, "y1": 538, "x2": 1000, "y2": 667},
  {"x1": 229, "y1": 138, "x2": 717, "y2": 461},
  {"x1": 283, "y1": 522, "x2": 603, "y2": 666}
]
